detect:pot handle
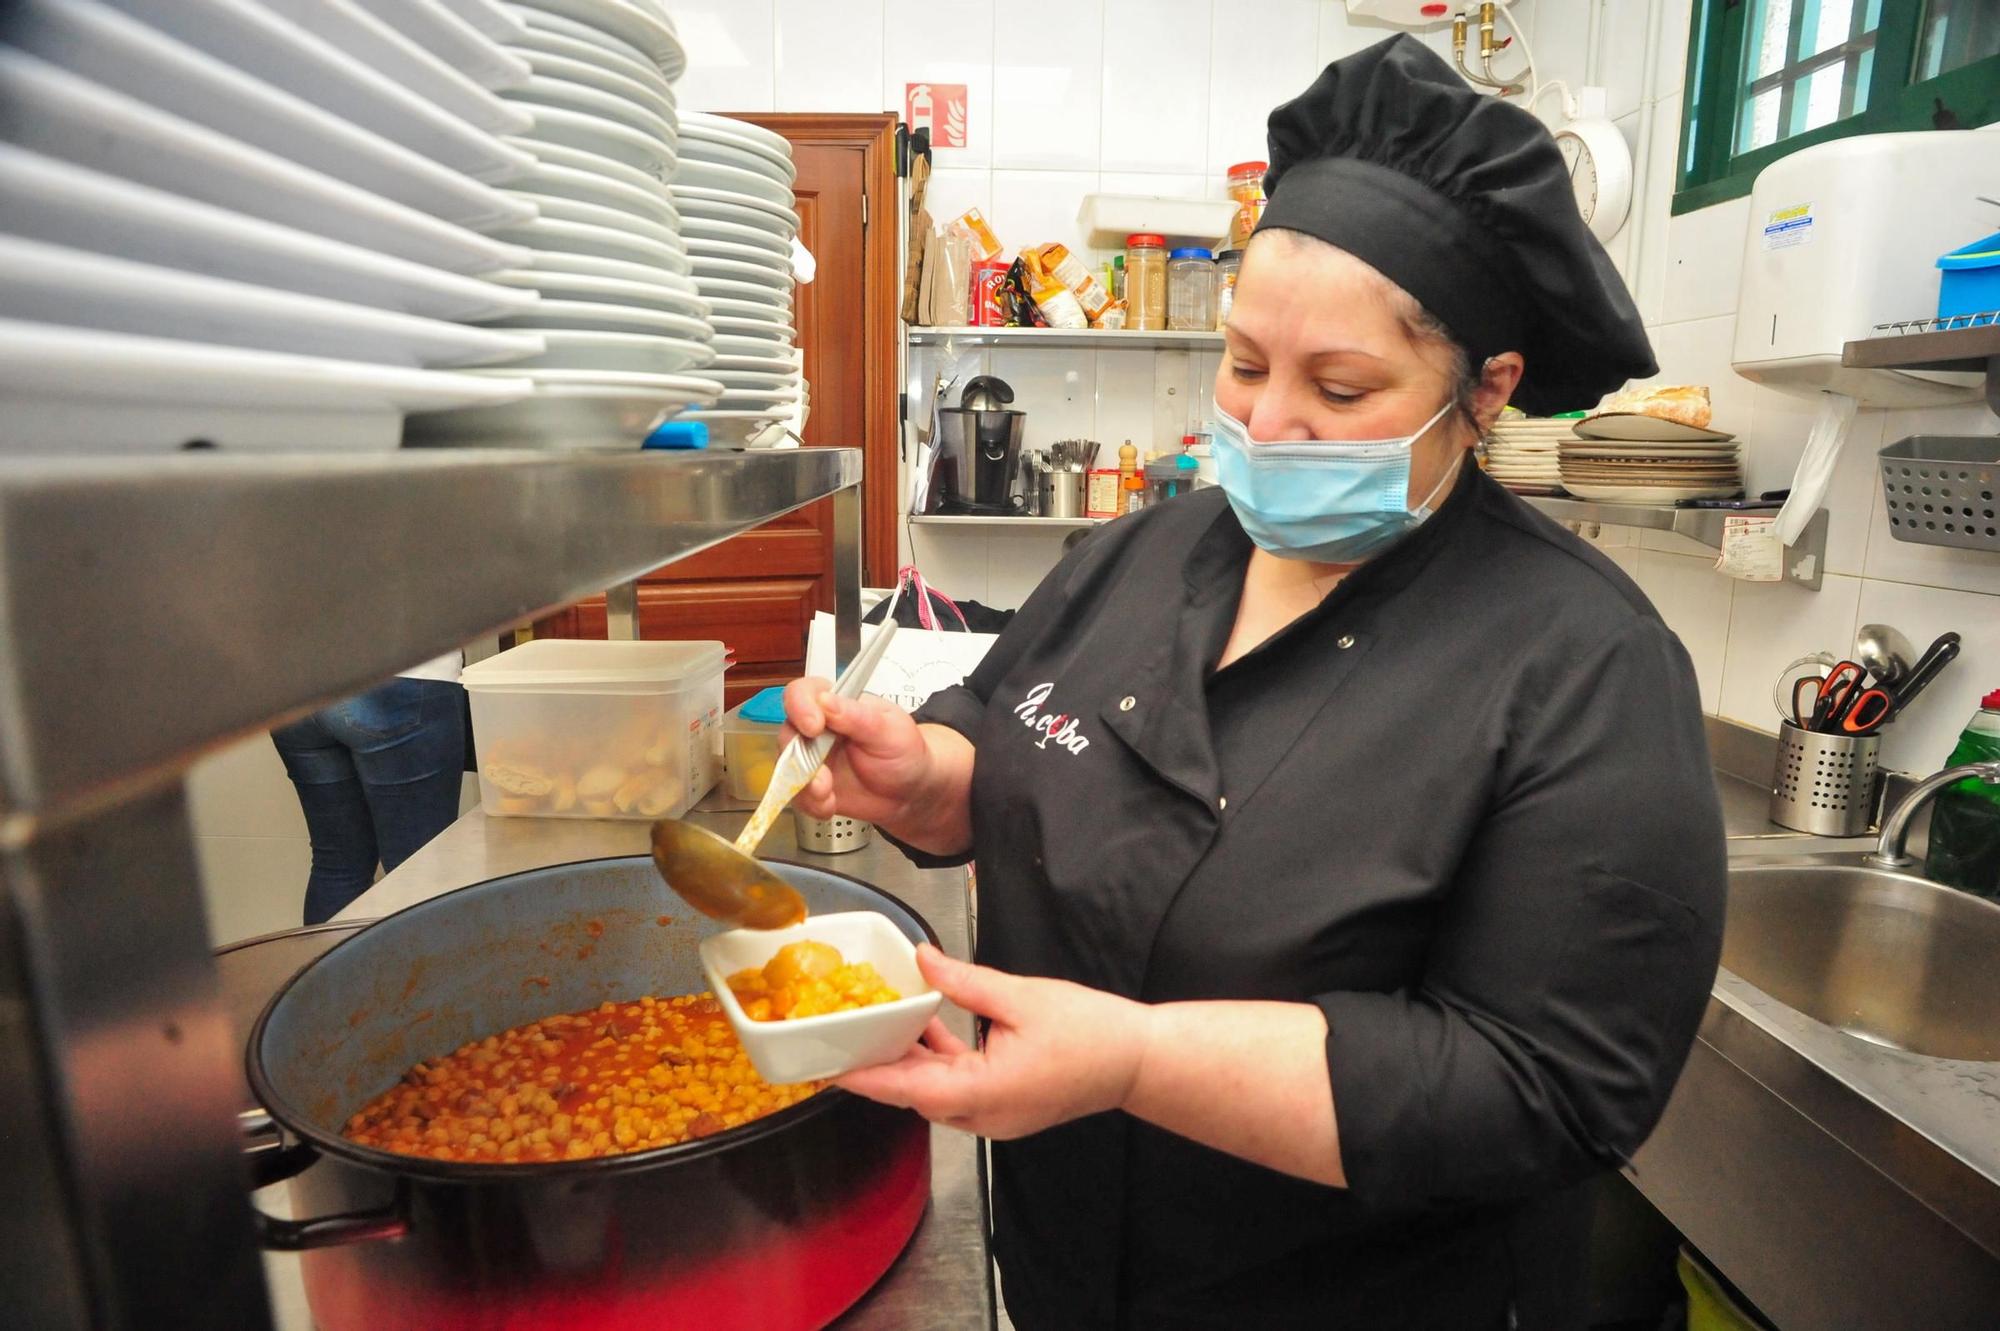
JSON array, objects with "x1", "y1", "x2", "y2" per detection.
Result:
[{"x1": 239, "y1": 1108, "x2": 411, "y2": 1251}]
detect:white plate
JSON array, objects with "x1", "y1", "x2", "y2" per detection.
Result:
[
  {"x1": 501, "y1": 18, "x2": 670, "y2": 96},
  {"x1": 0, "y1": 235, "x2": 542, "y2": 368},
  {"x1": 0, "y1": 146, "x2": 536, "y2": 321},
  {"x1": 707, "y1": 366, "x2": 797, "y2": 386},
  {"x1": 405, "y1": 381, "x2": 702, "y2": 449},
  {"x1": 671, "y1": 157, "x2": 795, "y2": 209},
  {"x1": 487, "y1": 265, "x2": 705, "y2": 313},
  {"x1": 712, "y1": 333, "x2": 797, "y2": 356},
  {"x1": 512, "y1": 102, "x2": 673, "y2": 177},
  {"x1": 0, "y1": 318, "x2": 528, "y2": 454},
  {"x1": 7, "y1": 0, "x2": 536, "y2": 230},
  {"x1": 509, "y1": 0, "x2": 686, "y2": 77},
  {"x1": 1575, "y1": 413, "x2": 1736, "y2": 444},
  {"x1": 507, "y1": 157, "x2": 677, "y2": 228},
  {"x1": 681, "y1": 111, "x2": 790, "y2": 159},
  {"x1": 710, "y1": 316, "x2": 793, "y2": 341},
  {"x1": 513, "y1": 48, "x2": 675, "y2": 127},
  {"x1": 440, "y1": 0, "x2": 526, "y2": 41},
  {"x1": 1561, "y1": 445, "x2": 1740, "y2": 460},
  {"x1": 255, "y1": 0, "x2": 530, "y2": 135},
  {"x1": 348, "y1": 0, "x2": 530, "y2": 90},
  {"x1": 687, "y1": 234, "x2": 796, "y2": 266},
  {"x1": 100, "y1": 0, "x2": 531, "y2": 180},
  {"x1": 510, "y1": 327, "x2": 710, "y2": 374},
  {"x1": 705, "y1": 296, "x2": 796, "y2": 322},
  {"x1": 669, "y1": 187, "x2": 799, "y2": 233},
  {"x1": 506, "y1": 3, "x2": 653, "y2": 71},
  {"x1": 509, "y1": 134, "x2": 677, "y2": 205},
  {"x1": 486, "y1": 301, "x2": 713, "y2": 348},
  {"x1": 694, "y1": 274, "x2": 793, "y2": 304},
  {"x1": 691, "y1": 255, "x2": 795, "y2": 291},
  {"x1": 680, "y1": 215, "x2": 791, "y2": 256},
  {"x1": 524, "y1": 247, "x2": 701, "y2": 290},
  {"x1": 1560, "y1": 482, "x2": 1741, "y2": 503},
  {"x1": 0, "y1": 50, "x2": 526, "y2": 274},
  {"x1": 678, "y1": 134, "x2": 797, "y2": 185},
  {"x1": 707, "y1": 353, "x2": 795, "y2": 372},
  {"x1": 494, "y1": 215, "x2": 690, "y2": 276},
  {"x1": 503, "y1": 72, "x2": 676, "y2": 146},
  {"x1": 508, "y1": 192, "x2": 683, "y2": 252},
  {"x1": 10, "y1": 0, "x2": 535, "y2": 232}
]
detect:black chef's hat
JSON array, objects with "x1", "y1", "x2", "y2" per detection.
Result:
[{"x1": 1257, "y1": 35, "x2": 1654, "y2": 415}]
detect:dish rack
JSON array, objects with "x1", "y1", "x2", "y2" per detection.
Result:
[{"x1": 1877, "y1": 435, "x2": 1999, "y2": 552}]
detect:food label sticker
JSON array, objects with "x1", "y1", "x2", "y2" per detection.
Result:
[
  {"x1": 905, "y1": 82, "x2": 968, "y2": 149},
  {"x1": 1762, "y1": 203, "x2": 1814, "y2": 250},
  {"x1": 1716, "y1": 514, "x2": 1783, "y2": 581}
]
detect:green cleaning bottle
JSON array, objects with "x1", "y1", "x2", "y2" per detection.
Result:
[{"x1": 1925, "y1": 688, "x2": 2000, "y2": 897}]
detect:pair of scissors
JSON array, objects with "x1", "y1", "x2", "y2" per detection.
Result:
[{"x1": 1802, "y1": 661, "x2": 1894, "y2": 735}]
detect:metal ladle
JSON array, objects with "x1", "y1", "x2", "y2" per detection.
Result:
[
  {"x1": 650, "y1": 591, "x2": 902, "y2": 930},
  {"x1": 1853, "y1": 623, "x2": 1918, "y2": 687}
]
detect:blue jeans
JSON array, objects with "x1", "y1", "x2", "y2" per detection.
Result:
[{"x1": 271, "y1": 677, "x2": 466, "y2": 925}]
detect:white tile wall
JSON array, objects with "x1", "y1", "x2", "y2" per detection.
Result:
[
  {"x1": 775, "y1": 0, "x2": 885, "y2": 112},
  {"x1": 672, "y1": 0, "x2": 777, "y2": 112},
  {"x1": 1100, "y1": 0, "x2": 1212, "y2": 173},
  {"x1": 1583, "y1": 0, "x2": 2000, "y2": 764},
  {"x1": 993, "y1": 1, "x2": 1104, "y2": 170},
  {"x1": 1207, "y1": 0, "x2": 1321, "y2": 173}
]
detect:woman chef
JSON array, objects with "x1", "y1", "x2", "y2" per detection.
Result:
[{"x1": 786, "y1": 36, "x2": 1726, "y2": 1331}]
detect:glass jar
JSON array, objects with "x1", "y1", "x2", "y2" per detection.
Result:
[
  {"x1": 1167, "y1": 247, "x2": 1215, "y2": 331},
  {"x1": 1124, "y1": 233, "x2": 1168, "y2": 331},
  {"x1": 1226, "y1": 161, "x2": 1266, "y2": 251},
  {"x1": 1213, "y1": 248, "x2": 1242, "y2": 329}
]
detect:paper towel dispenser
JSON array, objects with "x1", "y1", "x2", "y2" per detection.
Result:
[{"x1": 1732, "y1": 131, "x2": 1996, "y2": 407}]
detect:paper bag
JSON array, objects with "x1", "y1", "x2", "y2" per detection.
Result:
[{"x1": 806, "y1": 611, "x2": 997, "y2": 714}]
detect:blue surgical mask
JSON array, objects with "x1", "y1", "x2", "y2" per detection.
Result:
[{"x1": 1211, "y1": 400, "x2": 1462, "y2": 563}]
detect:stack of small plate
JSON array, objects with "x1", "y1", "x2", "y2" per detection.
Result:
[
  {"x1": 0, "y1": 0, "x2": 544, "y2": 453},
  {"x1": 1483, "y1": 415, "x2": 1573, "y2": 495},
  {"x1": 672, "y1": 111, "x2": 805, "y2": 439},
  {"x1": 408, "y1": 0, "x2": 725, "y2": 447},
  {"x1": 1558, "y1": 414, "x2": 1743, "y2": 503}
]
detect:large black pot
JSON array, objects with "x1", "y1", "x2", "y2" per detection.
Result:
[{"x1": 246, "y1": 856, "x2": 935, "y2": 1331}]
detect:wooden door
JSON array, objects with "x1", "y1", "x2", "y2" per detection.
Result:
[{"x1": 534, "y1": 114, "x2": 901, "y2": 706}]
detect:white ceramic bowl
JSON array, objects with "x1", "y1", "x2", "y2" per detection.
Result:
[{"x1": 699, "y1": 911, "x2": 942, "y2": 1084}]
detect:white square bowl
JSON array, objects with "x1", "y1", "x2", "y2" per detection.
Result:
[{"x1": 699, "y1": 911, "x2": 942, "y2": 1084}]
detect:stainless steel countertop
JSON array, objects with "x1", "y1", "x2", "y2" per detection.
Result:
[{"x1": 326, "y1": 804, "x2": 995, "y2": 1331}]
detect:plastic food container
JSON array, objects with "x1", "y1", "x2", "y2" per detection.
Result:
[
  {"x1": 1125, "y1": 233, "x2": 1168, "y2": 331},
  {"x1": 1214, "y1": 248, "x2": 1242, "y2": 328},
  {"x1": 701, "y1": 912, "x2": 943, "y2": 1083},
  {"x1": 723, "y1": 685, "x2": 788, "y2": 800},
  {"x1": 1937, "y1": 230, "x2": 2000, "y2": 327},
  {"x1": 1226, "y1": 161, "x2": 1266, "y2": 250},
  {"x1": 1167, "y1": 247, "x2": 1216, "y2": 331},
  {"x1": 461, "y1": 638, "x2": 725, "y2": 820}
]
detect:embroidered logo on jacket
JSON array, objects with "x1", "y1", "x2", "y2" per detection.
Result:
[{"x1": 1013, "y1": 682, "x2": 1091, "y2": 755}]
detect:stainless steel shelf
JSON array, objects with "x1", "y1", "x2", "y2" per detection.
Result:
[
  {"x1": 1844, "y1": 323, "x2": 2000, "y2": 416},
  {"x1": 1523, "y1": 495, "x2": 1830, "y2": 590},
  {"x1": 0, "y1": 447, "x2": 860, "y2": 818},
  {"x1": 909, "y1": 513, "x2": 1102, "y2": 528},
  {"x1": 907, "y1": 326, "x2": 1223, "y2": 350}
]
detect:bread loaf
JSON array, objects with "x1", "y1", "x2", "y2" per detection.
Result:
[{"x1": 1598, "y1": 384, "x2": 1712, "y2": 429}]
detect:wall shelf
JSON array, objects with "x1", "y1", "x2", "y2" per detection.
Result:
[
  {"x1": 907, "y1": 326, "x2": 1223, "y2": 350},
  {"x1": 1843, "y1": 321, "x2": 2000, "y2": 416},
  {"x1": 1523, "y1": 495, "x2": 1830, "y2": 590},
  {"x1": 910, "y1": 513, "x2": 1102, "y2": 529}
]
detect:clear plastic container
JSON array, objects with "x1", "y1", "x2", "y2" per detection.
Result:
[
  {"x1": 1214, "y1": 248, "x2": 1242, "y2": 329},
  {"x1": 723, "y1": 686, "x2": 788, "y2": 801},
  {"x1": 1226, "y1": 161, "x2": 1266, "y2": 251},
  {"x1": 461, "y1": 639, "x2": 726, "y2": 819},
  {"x1": 1167, "y1": 247, "x2": 1216, "y2": 331},
  {"x1": 1124, "y1": 233, "x2": 1168, "y2": 331}
]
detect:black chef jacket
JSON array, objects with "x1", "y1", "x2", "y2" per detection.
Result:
[{"x1": 902, "y1": 466, "x2": 1727, "y2": 1330}]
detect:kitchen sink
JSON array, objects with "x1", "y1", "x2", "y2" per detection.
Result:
[{"x1": 1724, "y1": 862, "x2": 2000, "y2": 1061}]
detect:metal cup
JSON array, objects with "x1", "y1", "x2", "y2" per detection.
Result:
[{"x1": 1038, "y1": 469, "x2": 1084, "y2": 519}]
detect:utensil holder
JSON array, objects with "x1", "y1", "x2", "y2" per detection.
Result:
[
  {"x1": 1768, "y1": 721, "x2": 1880, "y2": 837},
  {"x1": 793, "y1": 810, "x2": 871, "y2": 854},
  {"x1": 1038, "y1": 470, "x2": 1085, "y2": 519}
]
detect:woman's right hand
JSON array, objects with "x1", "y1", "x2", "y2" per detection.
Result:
[{"x1": 779, "y1": 679, "x2": 949, "y2": 828}]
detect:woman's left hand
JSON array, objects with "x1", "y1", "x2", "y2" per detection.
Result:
[{"x1": 835, "y1": 944, "x2": 1151, "y2": 1139}]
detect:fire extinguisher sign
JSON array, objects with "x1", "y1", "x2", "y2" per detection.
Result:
[{"x1": 904, "y1": 82, "x2": 967, "y2": 149}]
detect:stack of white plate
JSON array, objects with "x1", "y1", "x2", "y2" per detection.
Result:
[
  {"x1": 672, "y1": 111, "x2": 805, "y2": 440},
  {"x1": 1484, "y1": 415, "x2": 1573, "y2": 495},
  {"x1": 407, "y1": 0, "x2": 727, "y2": 447},
  {"x1": 0, "y1": 0, "x2": 550, "y2": 453},
  {"x1": 1559, "y1": 415, "x2": 1743, "y2": 503}
]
